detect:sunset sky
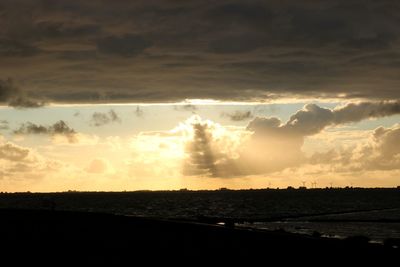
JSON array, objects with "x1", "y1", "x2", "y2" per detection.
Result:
[{"x1": 1, "y1": 0, "x2": 400, "y2": 191}]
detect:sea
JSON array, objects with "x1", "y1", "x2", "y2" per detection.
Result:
[{"x1": 1, "y1": 188, "x2": 399, "y2": 243}]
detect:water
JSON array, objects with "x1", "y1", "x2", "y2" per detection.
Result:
[
  {"x1": 235, "y1": 207, "x2": 400, "y2": 243},
  {"x1": 237, "y1": 220, "x2": 400, "y2": 243},
  {"x1": 1, "y1": 188, "x2": 399, "y2": 242}
]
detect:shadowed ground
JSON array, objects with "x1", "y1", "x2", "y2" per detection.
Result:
[{"x1": 0, "y1": 209, "x2": 396, "y2": 264}]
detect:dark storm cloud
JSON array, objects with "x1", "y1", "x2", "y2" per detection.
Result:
[
  {"x1": 1, "y1": 0, "x2": 400, "y2": 103},
  {"x1": 207, "y1": 3, "x2": 272, "y2": 22},
  {"x1": 14, "y1": 120, "x2": 77, "y2": 143},
  {"x1": 221, "y1": 110, "x2": 253, "y2": 121},
  {"x1": 8, "y1": 95, "x2": 47, "y2": 109},
  {"x1": 0, "y1": 78, "x2": 46, "y2": 108},
  {"x1": 96, "y1": 34, "x2": 152, "y2": 57},
  {"x1": 90, "y1": 109, "x2": 121, "y2": 127},
  {"x1": 208, "y1": 34, "x2": 267, "y2": 54},
  {"x1": 35, "y1": 21, "x2": 101, "y2": 40},
  {"x1": 0, "y1": 38, "x2": 39, "y2": 57}
]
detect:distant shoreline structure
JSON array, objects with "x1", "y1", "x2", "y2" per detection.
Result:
[{"x1": 0, "y1": 186, "x2": 399, "y2": 194}]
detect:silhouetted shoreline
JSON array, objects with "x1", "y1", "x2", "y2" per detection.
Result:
[
  {"x1": 0, "y1": 208, "x2": 397, "y2": 264},
  {"x1": 1, "y1": 188, "x2": 399, "y2": 263}
]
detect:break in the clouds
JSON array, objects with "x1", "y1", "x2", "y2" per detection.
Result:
[
  {"x1": 0, "y1": 78, "x2": 46, "y2": 108},
  {"x1": 1, "y1": 1, "x2": 400, "y2": 103},
  {"x1": 90, "y1": 110, "x2": 121, "y2": 127},
  {"x1": 14, "y1": 120, "x2": 78, "y2": 143}
]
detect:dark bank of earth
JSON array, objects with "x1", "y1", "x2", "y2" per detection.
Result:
[{"x1": 0, "y1": 209, "x2": 396, "y2": 264}]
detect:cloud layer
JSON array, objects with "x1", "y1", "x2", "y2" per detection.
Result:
[
  {"x1": 0, "y1": 78, "x2": 46, "y2": 108},
  {"x1": 1, "y1": 1, "x2": 400, "y2": 103}
]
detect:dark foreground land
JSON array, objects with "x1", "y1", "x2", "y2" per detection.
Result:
[
  {"x1": 0, "y1": 209, "x2": 397, "y2": 264},
  {"x1": 1, "y1": 189, "x2": 399, "y2": 263}
]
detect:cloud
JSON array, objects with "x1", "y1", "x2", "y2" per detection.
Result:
[
  {"x1": 181, "y1": 115, "x2": 250, "y2": 177},
  {"x1": 0, "y1": 142, "x2": 30, "y2": 161},
  {"x1": 126, "y1": 130, "x2": 185, "y2": 180},
  {"x1": 128, "y1": 116, "x2": 241, "y2": 179},
  {"x1": 221, "y1": 110, "x2": 253, "y2": 121},
  {"x1": 7, "y1": 96, "x2": 46, "y2": 108},
  {"x1": 1, "y1": 1, "x2": 399, "y2": 103},
  {"x1": 86, "y1": 158, "x2": 111, "y2": 174},
  {"x1": 307, "y1": 124, "x2": 400, "y2": 173},
  {"x1": 284, "y1": 104, "x2": 335, "y2": 136},
  {"x1": 51, "y1": 133, "x2": 99, "y2": 146},
  {"x1": 0, "y1": 78, "x2": 46, "y2": 108},
  {"x1": 96, "y1": 34, "x2": 152, "y2": 57},
  {"x1": 183, "y1": 119, "x2": 218, "y2": 177},
  {"x1": 174, "y1": 104, "x2": 197, "y2": 112},
  {"x1": 90, "y1": 109, "x2": 121, "y2": 127},
  {"x1": 333, "y1": 101, "x2": 400, "y2": 124},
  {"x1": 240, "y1": 117, "x2": 305, "y2": 175},
  {"x1": 236, "y1": 101, "x2": 400, "y2": 173},
  {"x1": 0, "y1": 38, "x2": 39, "y2": 57},
  {"x1": 0, "y1": 120, "x2": 9, "y2": 130},
  {"x1": 207, "y1": 3, "x2": 272, "y2": 25},
  {"x1": 247, "y1": 100, "x2": 400, "y2": 172},
  {"x1": 283, "y1": 101, "x2": 400, "y2": 136},
  {"x1": 370, "y1": 126, "x2": 400, "y2": 169},
  {"x1": 0, "y1": 139, "x2": 66, "y2": 185},
  {"x1": 208, "y1": 34, "x2": 267, "y2": 54},
  {"x1": 14, "y1": 120, "x2": 78, "y2": 143},
  {"x1": 181, "y1": 101, "x2": 400, "y2": 177},
  {"x1": 134, "y1": 106, "x2": 144, "y2": 117}
]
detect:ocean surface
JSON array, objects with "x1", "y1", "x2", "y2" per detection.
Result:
[{"x1": 1, "y1": 188, "x2": 399, "y2": 242}]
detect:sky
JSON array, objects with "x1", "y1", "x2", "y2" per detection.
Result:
[{"x1": 1, "y1": 0, "x2": 400, "y2": 192}]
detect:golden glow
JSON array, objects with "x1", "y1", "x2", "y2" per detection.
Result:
[{"x1": 2, "y1": 104, "x2": 400, "y2": 192}]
